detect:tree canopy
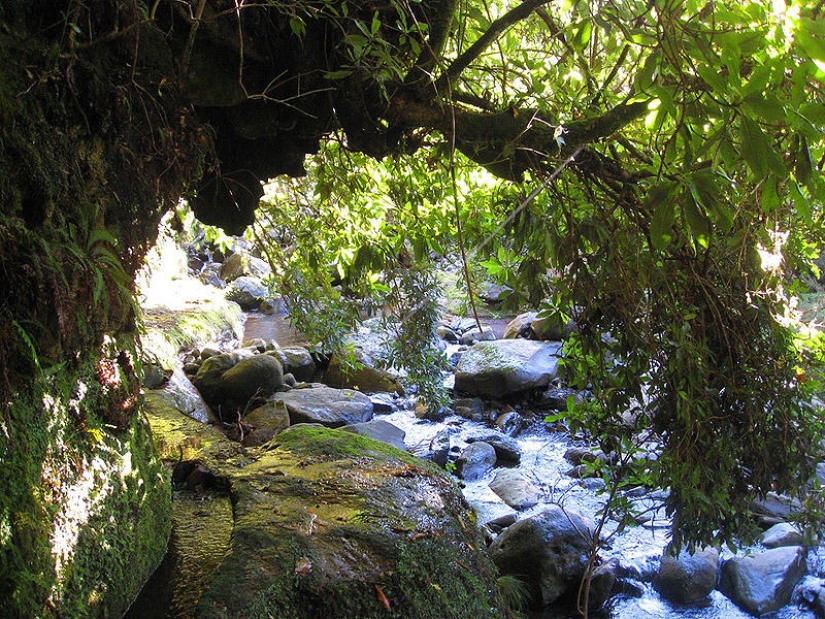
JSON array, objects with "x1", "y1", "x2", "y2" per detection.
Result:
[
  {"x1": 3, "y1": 0, "x2": 825, "y2": 552},
  {"x1": 246, "y1": 0, "x2": 825, "y2": 550}
]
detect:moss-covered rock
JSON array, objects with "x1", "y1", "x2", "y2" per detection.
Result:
[
  {"x1": 142, "y1": 395, "x2": 504, "y2": 619},
  {"x1": 0, "y1": 365, "x2": 172, "y2": 619}
]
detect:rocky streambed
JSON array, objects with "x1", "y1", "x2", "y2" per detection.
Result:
[{"x1": 130, "y1": 305, "x2": 825, "y2": 619}]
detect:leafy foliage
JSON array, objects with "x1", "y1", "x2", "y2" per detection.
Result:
[{"x1": 245, "y1": 0, "x2": 825, "y2": 551}]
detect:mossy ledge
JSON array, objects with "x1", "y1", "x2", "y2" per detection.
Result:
[
  {"x1": 0, "y1": 362, "x2": 172, "y2": 619},
  {"x1": 144, "y1": 395, "x2": 505, "y2": 619}
]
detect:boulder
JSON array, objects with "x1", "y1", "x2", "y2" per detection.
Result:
[
  {"x1": 488, "y1": 505, "x2": 595, "y2": 608},
  {"x1": 195, "y1": 351, "x2": 242, "y2": 405},
  {"x1": 226, "y1": 275, "x2": 270, "y2": 310},
  {"x1": 143, "y1": 403, "x2": 503, "y2": 619},
  {"x1": 156, "y1": 368, "x2": 218, "y2": 424},
  {"x1": 761, "y1": 522, "x2": 804, "y2": 548},
  {"x1": 467, "y1": 433, "x2": 521, "y2": 465},
  {"x1": 455, "y1": 442, "x2": 497, "y2": 481},
  {"x1": 454, "y1": 340, "x2": 563, "y2": 399},
  {"x1": 652, "y1": 547, "x2": 719, "y2": 604},
  {"x1": 323, "y1": 319, "x2": 404, "y2": 393},
  {"x1": 719, "y1": 546, "x2": 807, "y2": 615},
  {"x1": 588, "y1": 558, "x2": 620, "y2": 610},
  {"x1": 459, "y1": 326, "x2": 497, "y2": 345},
  {"x1": 453, "y1": 397, "x2": 487, "y2": 421},
  {"x1": 269, "y1": 346, "x2": 316, "y2": 382},
  {"x1": 495, "y1": 411, "x2": 524, "y2": 437},
  {"x1": 429, "y1": 428, "x2": 452, "y2": 467},
  {"x1": 531, "y1": 312, "x2": 576, "y2": 341},
  {"x1": 220, "y1": 354, "x2": 284, "y2": 408},
  {"x1": 219, "y1": 252, "x2": 271, "y2": 282},
  {"x1": 324, "y1": 352, "x2": 402, "y2": 394},
  {"x1": 489, "y1": 469, "x2": 540, "y2": 510},
  {"x1": 243, "y1": 400, "x2": 291, "y2": 436},
  {"x1": 272, "y1": 387, "x2": 373, "y2": 428},
  {"x1": 537, "y1": 387, "x2": 585, "y2": 411},
  {"x1": 503, "y1": 312, "x2": 537, "y2": 339},
  {"x1": 340, "y1": 419, "x2": 407, "y2": 451},
  {"x1": 368, "y1": 393, "x2": 398, "y2": 413}
]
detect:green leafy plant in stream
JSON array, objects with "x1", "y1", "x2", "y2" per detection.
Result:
[{"x1": 252, "y1": 141, "x2": 497, "y2": 408}]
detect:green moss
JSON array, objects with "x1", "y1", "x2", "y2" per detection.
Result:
[
  {"x1": 0, "y1": 363, "x2": 172, "y2": 619},
  {"x1": 271, "y1": 424, "x2": 432, "y2": 469}
]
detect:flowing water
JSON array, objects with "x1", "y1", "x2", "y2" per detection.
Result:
[
  {"x1": 129, "y1": 311, "x2": 822, "y2": 618},
  {"x1": 379, "y1": 407, "x2": 820, "y2": 619}
]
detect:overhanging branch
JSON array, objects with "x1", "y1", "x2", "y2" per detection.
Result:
[{"x1": 431, "y1": 0, "x2": 554, "y2": 95}]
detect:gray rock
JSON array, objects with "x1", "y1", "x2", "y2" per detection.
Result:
[
  {"x1": 146, "y1": 402, "x2": 500, "y2": 619},
  {"x1": 369, "y1": 393, "x2": 398, "y2": 414},
  {"x1": 489, "y1": 469, "x2": 540, "y2": 510},
  {"x1": 751, "y1": 492, "x2": 804, "y2": 521},
  {"x1": 495, "y1": 411, "x2": 524, "y2": 437},
  {"x1": 324, "y1": 353, "x2": 402, "y2": 394},
  {"x1": 429, "y1": 428, "x2": 451, "y2": 466},
  {"x1": 226, "y1": 275, "x2": 270, "y2": 310},
  {"x1": 242, "y1": 337, "x2": 267, "y2": 352},
  {"x1": 142, "y1": 360, "x2": 167, "y2": 389},
  {"x1": 480, "y1": 283, "x2": 513, "y2": 304},
  {"x1": 159, "y1": 368, "x2": 217, "y2": 424},
  {"x1": 436, "y1": 325, "x2": 459, "y2": 343},
  {"x1": 761, "y1": 522, "x2": 804, "y2": 548},
  {"x1": 453, "y1": 397, "x2": 487, "y2": 420},
  {"x1": 340, "y1": 419, "x2": 406, "y2": 451},
  {"x1": 503, "y1": 312, "x2": 537, "y2": 339},
  {"x1": 588, "y1": 558, "x2": 620, "y2": 610},
  {"x1": 455, "y1": 442, "x2": 497, "y2": 481},
  {"x1": 719, "y1": 546, "x2": 807, "y2": 615},
  {"x1": 450, "y1": 316, "x2": 480, "y2": 333},
  {"x1": 243, "y1": 400, "x2": 290, "y2": 435},
  {"x1": 816, "y1": 462, "x2": 825, "y2": 487},
  {"x1": 272, "y1": 386, "x2": 373, "y2": 428},
  {"x1": 200, "y1": 268, "x2": 225, "y2": 288},
  {"x1": 195, "y1": 352, "x2": 242, "y2": 406},
  {"x1": 538, "y1": 387, "x2": 585, "y2": 411},
  {"x1": 531, "y1": 312, "x2": 576, "y2": 341},
  {"x1": 454, "y1": 339, "x2": 563, "y2": 399},
  {"x1": 467, "y1": 433, "x2": 521, "y2": 465},
  {"x1": 489, "y1": 505, "x2": 595, "y2": 608},
  {"x1": 459, "y1": 326, "x2": 497, "y2": 345},
  {"x1": 269, "y1": 346, "x2": 316, "y2": 383},
  {"x1": 220, "y1": 354, "x2": 284, "y2": 409},
  {"x1": 200, "y1": 346, "x2": 222, "y2": 360},
  {"x1": 322, "y1": 319, "x2": 403, "y2": 393},
  {"x1": 653, "y1": 547, "x2": 719, "y2": 604},
  {"x1": 219, "y1": 252, "x2": 272, "y2": 282}
]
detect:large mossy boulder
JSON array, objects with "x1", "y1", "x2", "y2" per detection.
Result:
[
  {"x1": 143, "y1": 397, "x2": 504, "y2": 619},
  {"x1": 0, "y1": 371, "x2": 172, "y2": 619},
  {"x1": 195, "y1": 351, "x2": 284, "y2": 417}
]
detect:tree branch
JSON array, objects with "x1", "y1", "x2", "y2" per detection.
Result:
[
  {"x1": 389, "y1": 97, "x2": 649, "y2": 181},
  {"x1": 431, "y1": 0, "x2": 554, "y2": 95}
]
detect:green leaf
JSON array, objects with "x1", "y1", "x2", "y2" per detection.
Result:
[
  {"x1": 650, "y1": 200, "x2": 676, "y2": 251},
  {"x1": 794, "y1": 133, "x2": 813, "y2": 187},
  {"x1": 738, "y1": 116, "x2": 769, "y2": 178},
  {"x1": 695, "y1": 64, "x2": 727, "y2": 93},
  {"x1": 683, "y1": 189, "x2": 711, "y2": 247},
  {"x1": 742, "y1": 94, "x2": 786, "y2": 123},
  {"x1": 634, "y1": 50, "x2": 660, "y2": 93},
  {"x1": 325, "y1": 69, "x2": 354, "y2": 80}
]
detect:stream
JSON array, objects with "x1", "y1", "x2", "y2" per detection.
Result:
[{"x1": 131, "y1": 310, "x2": 822, "y2": 619}]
